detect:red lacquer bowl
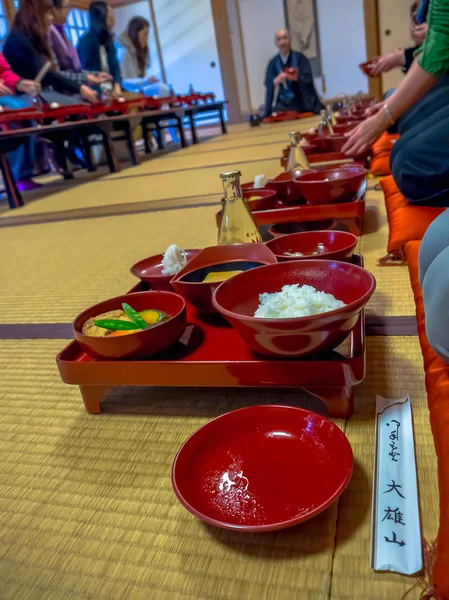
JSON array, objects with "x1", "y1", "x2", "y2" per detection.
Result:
[
  {"x1": 359, "y1": 61, "x2": 375, "y2": 76},
  {"x1": 212, "y1": 259, "x2": 375, "y2": 357},
  {"x1": 172, "y1": 405, "x2": 353, "y2": 531},
  {"x1": 171, "y1": 244, "x2": 277, "y2": 314},
  {"x1": 336, "y1": 113, "x2": 364, "y2": 124},
  {"x1": 309, "y1": 136, "x2": 333, "y2": 152},
  {"x1": 130, "y1": 249, "x2": 201, "y2": 291},
  {"x1": 73, "y1": 291, "x2": 187, "y2": 360},
  {"x1": 327, "y1": 134, "x2": 347, "y2": 152},
  {"x1": 242, "y1": 188, "x2": 276, "y2": 211},
  {"x1": 267, "y1": 170, "x2": 315, "y2": 205},
  {"x1": 266, "y1": 230, "x2": 358, "y2": 262},
  {"x1": 295, "y1": 166, "x2": 368, "y2": 205},
  {"x1": 268, "y1": 219, "x2": 337, "y2": 238},
  {"x1": 333, "y1": 123, "x2": 358, "y2": 134}
]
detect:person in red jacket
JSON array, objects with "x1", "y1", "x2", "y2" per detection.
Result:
[{"x1": 0, "y1": 54, "x2": 42, "y2": 187}]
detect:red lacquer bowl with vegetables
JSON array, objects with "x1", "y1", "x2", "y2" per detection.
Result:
[{"x1": 73, "y1": 291, "x2": 186, "y2": 360}]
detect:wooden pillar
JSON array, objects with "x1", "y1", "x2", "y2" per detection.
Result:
[
  {"x1": 363, "y1": 0, "x2": 382, "y2": 100},
  {"x1": 148, "y1": 0, "x2": 167, "y2": 84},
  {"x1": 3, "y1": 0, "x2": 16, "y2": 22},
  {"x1": 210, "y1": 0, "x2": 242, "y2": 124}
]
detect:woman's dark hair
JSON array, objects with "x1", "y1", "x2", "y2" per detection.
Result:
[
  {"x1": 52, "y1": 0, "x2": 64, "y2": 7},
  {"x1": 128, "y1": 16, "x2": 149, "y2": 77},
  {"x1": 13, "y1": 0, "x2": 53, "y2": 58},
  {"x1": 89, "y1": 1, "x2": 112, "y2": 45}
]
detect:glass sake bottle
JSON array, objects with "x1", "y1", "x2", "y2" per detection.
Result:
[
  {"x1": 326, "y1": 104, "x2": 337, "y2": 126},
  {"x1": 286, "y1": 131, "x2": 309, "y2": 172},
  {"x1": 217, "y1": 171, "x2": 262, "y2": 245},
  {"x1": 318, "y1": 109, "x2": 334, "y2": 135}
]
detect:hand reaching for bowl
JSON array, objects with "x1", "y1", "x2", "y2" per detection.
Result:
[
  {"x1": 274, "y1": 72, "x2": 288, "y2": 86},
  {"x1": 80, "y1": 84, "x2": 98, "y2": 104},
  {"x1": 0, "y1": 79, "x2": 13, "y2": 97},
  {"x1": 342, "y1": 108, "x2": 390, "y2": 156},
  {"x1": 370, "y1": 50, "x2": 405, "y2": 76},
  {"x1": 411, "y1": 22, "x2": 428, "y2": 45},
  {"x1": 87, "y1": 72, "x2": 113, "y2": 86},
  {"x1": 16, "y1": 79, "x2": 41, "y2": 95}
]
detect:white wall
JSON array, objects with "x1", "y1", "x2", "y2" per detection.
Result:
[
  {"x1": 238, "y1": 0, "x2": 285, "y2": 111},
  {"x1": 316, "y1": 0, "x2": 368, "y2": 98},
  {"x1": 152, "y1": 0, "x2": 224, "y2": 97}
]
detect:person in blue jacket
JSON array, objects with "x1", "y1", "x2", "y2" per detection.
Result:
[
  {"x1": 78, "y1": 1, "x2": 122, "y2": 99},
  {"x1": 263, "y1": 29, "x2": 323, "y2": 118}
]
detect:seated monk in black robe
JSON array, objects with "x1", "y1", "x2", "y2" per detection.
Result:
[{"x1": 263, "y1": 29, "x2": 323, "y2": 117}]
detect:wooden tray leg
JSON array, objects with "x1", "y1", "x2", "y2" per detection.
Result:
[
  {"x1": 79, "y1": 385, "x2": 111, "y2": 414},
  {"x1": 302, "y1": 386, "x2": 354, "y2": 419},
  {"x1": 341, "y1": 217, "x2": 362, "y2": 236}
]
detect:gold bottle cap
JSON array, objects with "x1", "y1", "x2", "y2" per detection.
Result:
[{"x1": 220, "y1": 170, "x2": 242, "y2": 180}]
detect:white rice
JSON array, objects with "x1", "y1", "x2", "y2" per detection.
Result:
[
  {"x1": 161, "y1": 244, "x2": 187, "y2": 276},
  {"x1": 254, "y1": 284, "x2": 345, "y2": 318}
]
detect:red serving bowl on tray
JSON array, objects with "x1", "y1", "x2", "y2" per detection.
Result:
[
  {"x1": 267, "y1": 170, "x2": 315, "y2": 205},
  {"x1": 73, "y1": 291, "x2": 187, "y2": 360},
  {"x1": 268, "y1": 219, "x2": 337, "y2": 238},
  {"x1": 295, "y1": 166, "x2": 368, "y2": 205},
  {"x1": 212, "y1": 259, "x2": 375, "y2": 357},
  {"x1": 309, "y1": 136, "x2": 333, "y2": 152},
  {"x1": 266, "y1": 230, "x2": 358, "y2": 262},
  {"x1": 171, "y1": 244, "x2": 277, "y2": 314},
  {"x1": 333, "y1": 122, "x2": 358, "y2": 134},
  {"x1": 327, "y1": 134, "x2": 348, "y2": 152},
  {"x1": 172, "y1": 405, "x2": 353, "y2": 531},
  {"x1": 130, "y1": 249, "x2": 201, "y2": 291},
  {"x1": 242, "y1": 188, "x2": 276, "y2": 211}
]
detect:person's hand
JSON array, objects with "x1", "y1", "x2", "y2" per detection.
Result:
[
  {"x1": 364, "y1": 101, "x2": 383, "y2": 117},
  {"x1": 411, "y1": 23, "x2": 428, "y2": 45},
  {"x1": 370, "y1": 50, "x2": 405, "y2": 76},
  {"x1": 87, "y1": 72, "x2": 112, "y2": 86},
  {"x1": 273, "y1": 72, "x2": 288, "y2": 86},
  {"x1": 16, "y1": 80, "x2": 41, "y2": 95},
  {"x1": 112, "y1": 83, "x2": 122, "y2": 100},
  {"x1": 148, "y1": 76, "x2": 159, "y2": 84},
  {"x1": 80, "y1": 84, "x2": 98, "y2": 104},
  {"x1": 0, "y1": 79, "x2": 13, "y2": 97},
  {"x1": 342, "y1": 109, "x2": 390, "y2": 156}
]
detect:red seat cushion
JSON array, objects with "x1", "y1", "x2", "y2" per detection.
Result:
[
  {"x1": 381, "y1": 176, "x2": 444, "y2": 256},
  {"x1": 370, "y1": 133, "x2": 400, "y2": 176},
  {"x1": 405, "y1": 241, "x2": 449, "y2": 600}
]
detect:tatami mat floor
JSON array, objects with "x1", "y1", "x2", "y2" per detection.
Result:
[
  {"x1": 0, "y1": 337, "x2": 437, "y2": 600},
  {"x1": 0, "y1": 118, "x2": 437, "y2": 599}
]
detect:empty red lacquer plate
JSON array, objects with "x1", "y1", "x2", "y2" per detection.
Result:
[
  {"x1": 266, "y1": 230, "x2": 358, "y2": 262},
  {"x1": 130, "y1": 249, "x2": 201, "y2": 291},
  {"x1": 172, "y1": 405, "x2": 353, "y2": 531}
]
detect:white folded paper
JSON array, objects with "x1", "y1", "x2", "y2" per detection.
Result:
[{"x1": 371, "y1": 395, "x2": 422, "y2": 574}]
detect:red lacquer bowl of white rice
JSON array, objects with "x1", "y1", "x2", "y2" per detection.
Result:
[{"x1": 212, "y1": 260, "x2": 375, "y2": 358}]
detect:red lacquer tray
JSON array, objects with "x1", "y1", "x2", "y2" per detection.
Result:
[
  {"x1": 217, "y1": 182, "x2": 366, "y2": 236},
  {"x1": 56, "y1": 256, "x2": 366, "y2": 418}
]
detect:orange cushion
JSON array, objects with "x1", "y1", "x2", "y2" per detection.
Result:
[
  {"x1": 372, "y1": 132, "x2": 399, "y2": 157},
  {"x1": 371, "y1": 153, "x2": 391, "y2": 176},
  {"x1": 381, "y1": 176, "x2": 444, "y2": 255},
  {"x1": 405, "y1": 241, "x2": 449, "y2": 600}
]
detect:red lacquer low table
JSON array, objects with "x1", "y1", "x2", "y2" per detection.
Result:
[{"x1": 56, "y1": 257, "x2": 366, "y2": 418}]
